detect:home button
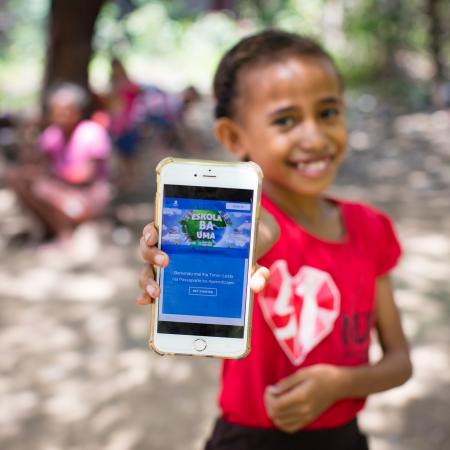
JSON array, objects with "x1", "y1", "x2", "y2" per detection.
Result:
[{"x1": 193, "y1": 338, "x2": 207, "y2": 352}]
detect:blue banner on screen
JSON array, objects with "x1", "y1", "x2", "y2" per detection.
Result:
[{"x1": 159, "y1": 196, "x2": 253, "y2": 326}]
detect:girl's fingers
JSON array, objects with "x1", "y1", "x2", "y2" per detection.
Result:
[
  {"x1": 136, "y1": 292, "x2": 153, "y2": 305},
  {"x1": 140, "y1": 222, "x2": 169, "y2": 265},
  {"x1": 139, "y1": 236, "x2": 169, "y2": 267},
  {"x1": 142, "y1": 223, "x2": 158, "y2": 246},
  {"x1": 249, "y1": 266, "x2": 271, "y2": 293},
  {"x1": 137, "y1": 223, "x2": 164, "y2": 307},
  {"x1": 139, "y1": 265, "x2": 155, "y2": 289},
  {"x1": 144, "y1": 280, "x2": 160, "y2": 298},
  {"x1": 138, "y1": 266, "x2": 160, "y2": 298}
]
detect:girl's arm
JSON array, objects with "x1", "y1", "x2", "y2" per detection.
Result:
[
  {"x1": 335, "y1": 274, "x2": 412, "y2": 397},
  {"x1": 256, "y1": 207, "x2": 280, "y2": 259},
  {"x1": 265, "y1": 275, "x2": 412, "y2": 432}
]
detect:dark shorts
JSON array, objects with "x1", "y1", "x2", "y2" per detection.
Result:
[{"x1": 204, "y1": 417, "x2": 369, "y2": 450}]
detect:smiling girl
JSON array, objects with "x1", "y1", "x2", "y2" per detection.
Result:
[{"x1": 138, "y1": 30, "x2": 412, "y2": 450}]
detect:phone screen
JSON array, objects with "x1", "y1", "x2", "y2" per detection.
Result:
[{"x1": 158, "y1": 184, "x2": 254, "y2": 338}]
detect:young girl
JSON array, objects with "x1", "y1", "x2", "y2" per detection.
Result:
[{"x1": 137, "y1": 30, "x2": 412, "y2": 449}]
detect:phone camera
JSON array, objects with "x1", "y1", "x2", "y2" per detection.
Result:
[{"x1": 194, "y1": 174, "x2": 197, "y2": 177}]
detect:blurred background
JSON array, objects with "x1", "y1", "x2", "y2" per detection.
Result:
[{"x1": 0, "y1": 1, "x2": 449, "y2": 449}]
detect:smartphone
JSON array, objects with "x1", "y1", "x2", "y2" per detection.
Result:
[{"x1": 149, "y1": 157, "x2": 262, "y2": 358}]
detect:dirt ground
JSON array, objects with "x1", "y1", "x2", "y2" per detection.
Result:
[{"x1": 0, "y1": 97, "x2": 449, "y2": 450}]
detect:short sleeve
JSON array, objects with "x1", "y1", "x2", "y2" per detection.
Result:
[
  {"x1": 39, "y1": 125, "x2": 64, "y2": 154},
  {"x1": 90, "y1": 124, "x2": 111, "y2": 159},
  {"x1": 78, "y1": 121, "x2": 111, "y2": 160},
  {"x1": 373, "y1": 211, "x2": 402, "y2": 276}
]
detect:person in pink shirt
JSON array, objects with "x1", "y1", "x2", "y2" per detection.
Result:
[{"x1": 8, "y1": 83, "x2": 112, "y2": 242}]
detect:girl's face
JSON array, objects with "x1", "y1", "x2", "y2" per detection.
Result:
[{"x1": 219, "y1": 56, "x2": 347, "y2": 199}]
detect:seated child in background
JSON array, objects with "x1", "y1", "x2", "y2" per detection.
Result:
[{"x1": 8, "y1": 82, "x2": 112, "y2": 242}]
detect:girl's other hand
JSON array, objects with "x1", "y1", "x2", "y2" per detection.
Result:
[
  {"x1": 136, "y1": 223, "x2": 270, "y2": 305},
  {"x1": 264, "y1": 364, "x2": 342, "y2": 433}
]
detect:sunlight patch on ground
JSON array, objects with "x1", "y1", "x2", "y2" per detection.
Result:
[
  {"x1": 91, "y1": 404, "x2": 132, "y2": 434},
  {"x1": 126, "y1": 314, "x2": 149, "y2": 340},
  {"x1": 152, "y1": 355, "x2": 193, "y2": 384},
  {"x1": 403, "y1": 233, "x2": 450, "y2": 258},
  {"x1": 44, "y1": 379, "x2": 92, "y2": 423},
  {"x1": 0, "y1": 268, "x2": 59, "y2": 302},
  {"x1": 114, "y1": 350, "x2": 153, "y2": 391},
  {"x1": 57, "y1": 274, "x2": 116, "y2": 302},
  {"x1": 36, "y1": 352, "x2": 83, "y2": 384},
  {"x1": 103, "y1": 426, "x2": 143, "y2": 450},
  {"x1": 399, "y1": 255, "x2": 449, "y2": 282},
  {"x1": 411, "y1": 344, "x2": 450, "y2": 382}
]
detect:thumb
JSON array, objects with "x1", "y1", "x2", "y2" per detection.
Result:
[{"x1": 249, "y1": 265, "x2": 270, "y2": 293}]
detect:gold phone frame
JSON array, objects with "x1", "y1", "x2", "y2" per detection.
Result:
[{"x1": 148, "y1": 157, "x2": 263, "y2": 358}]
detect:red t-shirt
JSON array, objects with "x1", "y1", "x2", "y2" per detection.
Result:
[{"x1": 219, "y1": 194, "x2": 402, "y2": 430}]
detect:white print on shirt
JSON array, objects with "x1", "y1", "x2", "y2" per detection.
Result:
[{"x1": 259, "y1": 260, "x2": 340, "y2": 366}]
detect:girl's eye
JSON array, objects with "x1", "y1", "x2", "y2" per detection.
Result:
[
  {"x1": 273, "y1": 116, "x2": 295, "y2": 128},
  {"x1": 319, "y1": 108, "x2": 340, "y2": 120}
]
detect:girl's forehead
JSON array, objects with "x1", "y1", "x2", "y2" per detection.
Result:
[{"x1": 238, "y1": 56, "x2": 341, "y2": 104}]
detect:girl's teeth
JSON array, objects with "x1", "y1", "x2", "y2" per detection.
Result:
[{"x1": 297, "y1": 160, "x2": 328, "y2": 172}]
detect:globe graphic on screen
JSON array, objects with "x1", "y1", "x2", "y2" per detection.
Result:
[{"x1": 179, "y1": 210, "x2": 228, "y2": 245}]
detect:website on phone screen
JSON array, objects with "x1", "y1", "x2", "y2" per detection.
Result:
[{"x1": 158, "y1": 185, "x2": 253, "y2": 336}]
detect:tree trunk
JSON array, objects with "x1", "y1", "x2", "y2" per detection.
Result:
[
  {"x1": 425, "y1": 0, "x2": 448, "y2": 108},
  {"x1": 43, "y1": 0, "x2": 106, "y2": 96}
]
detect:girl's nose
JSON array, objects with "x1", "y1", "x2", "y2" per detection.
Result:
[{"x1": 295, "y1": 120, "x2": 327, "y2": 152}]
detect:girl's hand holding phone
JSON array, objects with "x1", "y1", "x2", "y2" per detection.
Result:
[{"x1": 137, "y1": 222, "x2": 270, "y2": 305}]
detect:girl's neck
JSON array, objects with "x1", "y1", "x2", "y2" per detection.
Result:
[
  {"x1": 263, "y1": 180, "x2": 344, "y2": 242},
  {"x1": 62, "y1": 122, "x2": 79, "y2": 140},
  {"x1": 263, "y1": 180, "x2": 328, "y2": 222}
]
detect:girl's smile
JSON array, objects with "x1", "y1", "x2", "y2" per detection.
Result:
[{"x1": 287, "y1": 154, "x2": 336, "y2": 178}]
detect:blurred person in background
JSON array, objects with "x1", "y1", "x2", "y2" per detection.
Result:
[
  {"x1": 135, "y1": 83, "x2": 200, "y2": 151},
  {"x1": 109, "y1": 57, "x2": 142, "y2": 191},
  {"x1": 7, "y1": 82, "x2": 112, "y2": 244}
]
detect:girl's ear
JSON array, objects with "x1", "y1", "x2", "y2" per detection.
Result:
[{"x1": 214, "y1": 118, "x2": 248, "y2": 159}]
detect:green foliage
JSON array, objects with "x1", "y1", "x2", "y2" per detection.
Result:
[
  {"x1": 0, "y1": 0, "x2": 48, "y2": 111},
  {"x1": 1, "y1": 0, "x2": 448, "y2": 111},
  {"x1": 344, "y1": 0, "x2": 433, "y2": 72},
  {"x1": 90, "y1": 2, "x2": 246, "y2": 92},
  {"x1": 0, "y1": 0, "x2": 47, "y2": 58}
]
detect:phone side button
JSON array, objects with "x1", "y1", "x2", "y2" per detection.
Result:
[{"x1": 193, "y1": 338, "x2": 207, "y2": 352}]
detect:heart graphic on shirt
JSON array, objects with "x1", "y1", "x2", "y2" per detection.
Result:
[{"x1": 259, "y1": 260, "x2": 340, "y2": 366}]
